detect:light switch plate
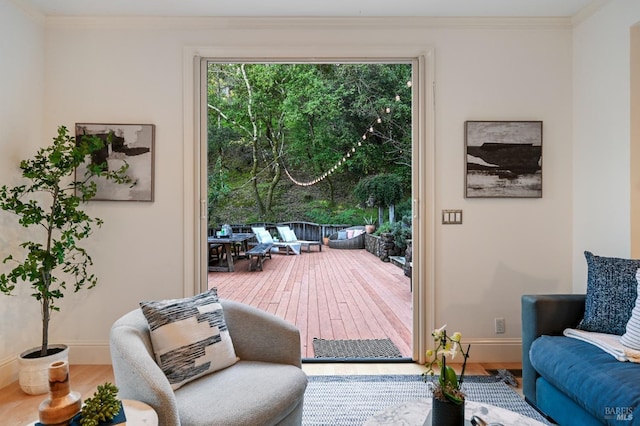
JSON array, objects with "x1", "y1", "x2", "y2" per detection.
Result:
[{"x1": 442, "y1": 209, "x2": 463, "y2": 224}]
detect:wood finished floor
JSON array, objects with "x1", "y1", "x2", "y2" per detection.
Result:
[
  {"x1": 1, "y1": 363, "x2": 523, "y2": 424},
  {"x1": 208, "y1": 245, "x2": 413, "y2": 359}
]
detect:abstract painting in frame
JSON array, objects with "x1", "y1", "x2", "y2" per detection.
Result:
[
  {"x1": 465, "y1": 121, "x2": 542, "y2": 198},
  {"x1": 75, "y1": 123, "x2": 155, "y2": 201}
]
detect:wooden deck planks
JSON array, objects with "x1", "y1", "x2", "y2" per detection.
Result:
[{"x1": 209, "y1": 246, "x2": 412, "y2": 359}]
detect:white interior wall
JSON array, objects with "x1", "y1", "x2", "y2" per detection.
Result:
[
  {"x1": 49, "y1": 18, "x2": 575, "y2": 362},
  {"x1": 572, "y1": 0, "x2": 640, "y2": 291},
  {"x1": 0, "y1": 13, "x2": 580, "y2": 384},
  {"x1": 0, "y1": 0, "x2": 45, "y2": 386},
  {"x1": 432, "y1": 28, "x2": 573, "y2": 345}
]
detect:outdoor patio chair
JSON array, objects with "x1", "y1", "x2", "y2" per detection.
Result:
[
  {"x1": 328, "y1": 225, "x2": 366, "y2": 249},
  {"x1": 252, "y1": 226, "x2": 301, "y2": 255},
  {"x1": 276, "y1": 226, "x2": 322, "y2": 252}
]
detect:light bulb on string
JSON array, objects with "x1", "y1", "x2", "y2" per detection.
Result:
[{"x1": 283, "y1": 78, "x2": 408, "y2": 187}]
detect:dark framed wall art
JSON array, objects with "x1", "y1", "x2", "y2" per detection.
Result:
[
  {"x1": 465, "y1": 121, "x2": 542, "y2": 198},
  {"x1": 75, "y1": 123, "x2": 155, "y2": 201}
]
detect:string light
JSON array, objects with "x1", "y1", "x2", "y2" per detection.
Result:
[{"x1": 283, "y1": 80, "x2": 411, "y2": 187}]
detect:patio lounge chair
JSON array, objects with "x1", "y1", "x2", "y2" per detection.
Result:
[
  {"x1": 276, "y1": 226, "x2": 322, "y2": 252},
  {"x1": 328, "y1": 225, "x2": 366, "y2": 249},
  {"x1": 252, "y1": 226, "x2": 301, "y2": 255}
]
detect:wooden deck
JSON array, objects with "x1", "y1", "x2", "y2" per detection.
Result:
[{"x1": 208, "y1": 245, "x2": 413, "y2": 359}]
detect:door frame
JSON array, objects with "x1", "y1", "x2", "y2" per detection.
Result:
[{"x1": 183, "y1": 45, "x2": 435, "y2": 363}]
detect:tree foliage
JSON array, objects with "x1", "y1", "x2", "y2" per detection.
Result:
[
  {"x1": 353, "y1": 174, "x2": 404, "y2": 207},
  {"x1": 207, "y1": 63, "x2": 412, "y2": 224},
  {"x1": 353, "y1": 173, "x2": 405, "y2": 224}
]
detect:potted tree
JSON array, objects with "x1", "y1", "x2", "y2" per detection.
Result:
[{"x1": 0, "y1": 125, "x2": 132, "y2": 394}]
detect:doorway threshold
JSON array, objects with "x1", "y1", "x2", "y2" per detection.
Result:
[{"x1": 303, "y1": 357, "x2": 414, "y2": 363}]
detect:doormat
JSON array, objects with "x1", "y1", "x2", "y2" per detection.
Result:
[{"x1": 312, "y1": 338, "x2": 403, "y2": 359}]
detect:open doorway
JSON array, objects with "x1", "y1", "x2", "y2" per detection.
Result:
[
  {"x1": 190, "y1": 49, "x2": 435, "y2": 364},
  {"x1": 204, "y1": 62, "x2": 413, "y2": 360}
]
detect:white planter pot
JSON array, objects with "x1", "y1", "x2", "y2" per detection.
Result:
[{"x1": 18, "y1": 344, "x2": 69, "y2": 395}]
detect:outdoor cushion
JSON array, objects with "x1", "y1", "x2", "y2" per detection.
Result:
[
  {"x1": 254, "y1": 226, "x2": 300, "y2": 255},
  {"x1": 139, "y1": 288, "x2": 239, "y2": 390},
  {"x1": 276, "y1": 226, "x2": 297, "y2": 242},
  {"x1": 258, "y1": 230, "x2": 274, "y2": 244},
  {"x1": 530, "y1": 335, "x2": 640, "y2": 422},
  {"x1": 577, "y1": 251, "x2": 640, "y2": 335}
]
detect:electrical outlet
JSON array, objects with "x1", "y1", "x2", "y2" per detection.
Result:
[{"x1": 494, "y1": 317, "x2": 505, "y2": 334}]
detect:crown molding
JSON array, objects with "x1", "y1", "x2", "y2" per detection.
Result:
[
  {"x1": 571, "y1": 0, "x2": 612, "y2": 26},
  {"x1": 44, "y1": 16, "x2": 573, "y2": 31},
  {"x1": 8, "y1": 0, "x2": 45, "y2": 24}
]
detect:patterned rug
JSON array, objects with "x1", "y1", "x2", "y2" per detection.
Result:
[
  {"x1": 312, "y1": 338, "x2": 403, "y2": 359},
  {"x1": 302, "y1": 375, "x2": 550, "y2": 425}
]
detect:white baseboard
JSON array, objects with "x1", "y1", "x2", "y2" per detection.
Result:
[
  {"x1": 0, "y1": 341, "x2": 112, "y2": 389},
  {"x1": 0, "y1": 355, "x2": 18, "y2": 390},
  {"x1": 460, "y1": 338, "x2": 522, "y2": 363},
  {"x1": 0, "y1": 339, "x2": 523, "y2": 389}
]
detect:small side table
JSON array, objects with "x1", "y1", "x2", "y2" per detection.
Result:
[
  {"x1": 25, "y1": 399, "x2": 158, "y2": 426},
  {"x1": 119, "y1": 399, "x2": 158, "y2": 425}
]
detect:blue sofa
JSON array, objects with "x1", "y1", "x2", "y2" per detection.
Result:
[{"x1": 522, "y1": 295, "x2": 640, "y2": 425}]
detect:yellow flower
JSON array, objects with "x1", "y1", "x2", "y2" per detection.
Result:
[
  {"x1": 426, "y1": 349, "x2": 434, "y2": 357},
  {"x1": 451, "y1": 332, "x2": 462, "y2": 342}
]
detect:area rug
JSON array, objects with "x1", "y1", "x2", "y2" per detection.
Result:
[
  {"x1": 312, "y1": 338, "x2": 403, "y2": 359},
  {"x1": 302, "y1": 375, "x2": 550, "y2": 425}
]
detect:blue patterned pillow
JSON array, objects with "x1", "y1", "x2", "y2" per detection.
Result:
[
  {"x1": 140, "y1": 288, "x2": 239, "y2": 390},
  {"x1": 577, "y1": 251, "x2": 640, "y2": 335}
]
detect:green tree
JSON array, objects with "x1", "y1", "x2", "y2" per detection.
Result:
[
  {"x1": 207, "y1": 63, "x2": 412, "y2": 222},
  {"x1": 353, "y1": 173, "x2": 405, "y2": 225}
]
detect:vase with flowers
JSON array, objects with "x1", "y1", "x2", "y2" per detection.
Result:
[{"x1": 422, "y1": 325, "x2": 471, "y2": 426}]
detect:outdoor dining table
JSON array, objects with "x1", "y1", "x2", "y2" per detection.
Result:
[{"x1": 208, "y1": 232, "x2": 255, "y2": 272}]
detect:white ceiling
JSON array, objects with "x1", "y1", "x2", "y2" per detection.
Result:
[{"x1": 22, "y1": 0, "x2": 602, "y2": 18}]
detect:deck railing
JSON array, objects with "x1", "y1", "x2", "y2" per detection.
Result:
[{"x1": 217, "y1": 221, "x2": 353, "y2": 242}]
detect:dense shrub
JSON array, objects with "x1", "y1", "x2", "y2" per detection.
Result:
[{"x1": 375, "y1": 218, "x2": 412, "y2": 251}]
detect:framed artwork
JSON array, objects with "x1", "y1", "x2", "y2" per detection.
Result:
[
  {"x1": 465, "y1": 121, "x2": 542, "y2": 198},
  {"x1": 75, "y1": 123, "x2": 155, "y2": 201}
]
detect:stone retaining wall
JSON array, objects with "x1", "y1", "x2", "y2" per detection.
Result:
[
  {"x1": 365, "y1": 233, "x2": 380, "y2": 256},
  {"x1": 365, "y1": 233, "x2": 412, "y2": 276}
]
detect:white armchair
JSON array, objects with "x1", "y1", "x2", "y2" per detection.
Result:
[{"x1": 110, "y1": 299, "x2": 307, "y2": 426}]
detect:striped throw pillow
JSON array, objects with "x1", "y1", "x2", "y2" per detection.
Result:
[
  {"x1": 140, "y1": 288, "x2": 239, "y2": 390},
  {"x1": 621, "y1": 269, "x2": 640, "y2": 350}
]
